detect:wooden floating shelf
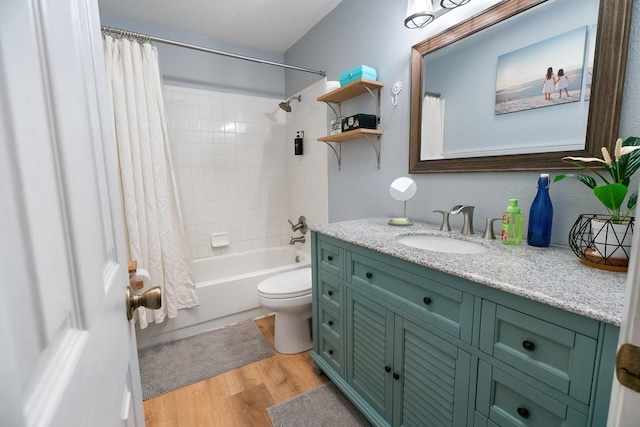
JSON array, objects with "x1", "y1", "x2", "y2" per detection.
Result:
[
  {"x1": 317, "y1": 79, "x2": 384, "y2": 104},
  {"x1": 317, "y1": 129, "x2": 383, "y2": 143}
]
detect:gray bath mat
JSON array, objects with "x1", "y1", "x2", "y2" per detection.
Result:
[
  {"x1": 267, "y1": 381, "x2": 372, "y2": 427},
  {"x1": 138, "y1": 320, "x2": 274, "y2": 400}
]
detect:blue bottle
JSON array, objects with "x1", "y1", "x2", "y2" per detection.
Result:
[{"x1": 527, "y1": 173, "x2": 553, "y2": 247}]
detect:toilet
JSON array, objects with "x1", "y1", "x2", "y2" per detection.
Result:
[{"x1": 257, "y1": 267, "x2": 312, "y2": 354}]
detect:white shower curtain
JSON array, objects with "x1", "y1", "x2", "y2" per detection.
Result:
[
  {"x1": 420, "y1": 94, "x2": 445, "y2": 160},
  {"x1": 103, "y1": 35, "x2": 199, "y2": 328}
]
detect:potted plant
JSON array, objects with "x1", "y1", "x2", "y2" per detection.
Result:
[{"x1": 555, "y1": 137, "x2": 640, "y2": 267}]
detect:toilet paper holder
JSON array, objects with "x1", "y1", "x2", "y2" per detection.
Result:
[{"x1": 128, "y1": 260, "x2": 149, "y2": 291}]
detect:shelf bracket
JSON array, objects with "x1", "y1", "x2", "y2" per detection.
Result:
[
  {"x1": 363, "y1": 85, "x2": 382, "y2": 124},
  {"x1": 324, "y1": 101, "x2": 342, "y2": 121},
  {"x1": 323, "y1": 141, "x2": 342, "y2": 171},
  {"x1": 364, "y1": 134, "x2": 381, "y2": 169}
]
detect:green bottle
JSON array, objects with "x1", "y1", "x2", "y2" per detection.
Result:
[{"x1": 501, "y1": 199, "x2": 523, "y2": 245}]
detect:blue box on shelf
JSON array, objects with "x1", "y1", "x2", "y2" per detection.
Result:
[{"x1": 339, "y1": 65, "x2": 377, "y2": 86}]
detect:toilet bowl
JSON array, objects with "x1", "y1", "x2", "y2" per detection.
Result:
[{"x1": 257, "y1": 267, "x2": 312, "y2": 354}]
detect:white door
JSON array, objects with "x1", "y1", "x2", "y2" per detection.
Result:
[
  {"x1": 608, "y1": 215, "x2": 640, "y2": 422},
  {"x1": 0, "y1": 0, "x2": 144, "y2": 426}
]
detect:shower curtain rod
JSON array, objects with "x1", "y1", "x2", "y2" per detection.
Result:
[{"x1": 101, "y1": 25, "x2": 326, "y2": 77}]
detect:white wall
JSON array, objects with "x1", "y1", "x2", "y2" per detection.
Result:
[
  {"x1": 164, "y1": 81, "x2": 329, "y2": 259},
  {"x1": 164, "y1": 85, "x2": 290, "y2": 258},
  {"x1": 285, "y1": 79, "x2": 331, "y2": 253}
]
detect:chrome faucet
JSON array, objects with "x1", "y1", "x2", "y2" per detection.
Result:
[
  {"x1": 482, "y1": 217, "x2": 503, "y2": 240},
  {"x1": 433, "y1": 210, "x2": 451, "y2": 231},
  {"x1": 450, "y1": 205, "x2": 475, "y2": 235},
  {"x1": 290, "y1": 236, "x2": 305, "y2": 245},
  {"x1": 288, "y1": 216, "x2": 308, "y2": 234}
]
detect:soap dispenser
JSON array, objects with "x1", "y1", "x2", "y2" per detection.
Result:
[{"x1": 501, "y1": 199, "x2": 523, "y2": 245}]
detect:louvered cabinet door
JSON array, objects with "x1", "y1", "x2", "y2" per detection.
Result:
[
  {"x1": 346, "y1": 289, "x2": 396, "y2": 424},
  {"x1": 393, "y1": 317, "x2": 472, "y2": 427}
]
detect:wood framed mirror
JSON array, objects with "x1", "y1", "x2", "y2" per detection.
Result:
[{"x1": 409, "y1": 0, "x2": 632, "y2": 173}]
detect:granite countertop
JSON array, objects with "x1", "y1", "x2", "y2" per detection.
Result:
[{"x1": 311, "y1": 217, "x2": 628, "y2": 325}]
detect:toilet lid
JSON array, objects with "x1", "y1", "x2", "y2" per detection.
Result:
[{"x1": 257, "y1": 267, "x2": 312, "y2": 298}]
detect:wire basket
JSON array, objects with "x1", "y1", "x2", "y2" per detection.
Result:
[{"x1": 569, "y1": 214, "x2": 634, "y2": 272}]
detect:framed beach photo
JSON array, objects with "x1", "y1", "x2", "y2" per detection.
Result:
[
  {"x1": 495, "y1": 26, "x2": 587, "y2": 115},
  {"x1": 584, "y1": 24, "x2": 596, "y2": 101}
]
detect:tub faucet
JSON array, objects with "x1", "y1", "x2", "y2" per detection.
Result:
[
  {"x1": 288, "y1": 216, "x2": 308, "y2": 234},
  {"x1": 290, "y1": 236, "x2": 305, "y2": 245},
  {"x1": 450, "y1": 205, "x2": 475, "y2": 235}
]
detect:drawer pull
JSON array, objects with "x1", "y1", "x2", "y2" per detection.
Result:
[
  {"x1": 385, "y1": 366, "x2": 391, "y2": 373},
  {"x1": 328, "y1": 349, "x2": 334, "y2": 355},
  {"x1": 517, "y1": 407, "x2": 530, "y2": 419},
  {"x1": 423, "y1": 297, "x2": 432, "y2": 305},
  {"x1": 366, "y1": 272, "x2": 373, "y2": 279},
  {"x1": 393, "y1": 373, "x2": 400, "y2": 380},
  {"x1": 327, "y1": 255, "x2": 333, "y2": 261},
  {"x1": 522, "y1": 340, "x2": 535, "y2": 351},
  {"x1": 328, "y1": 320, "x2": 334, "y2": 326},
  {"x1": 328, "y1": 290, "x2": 333, "y2": 296}
]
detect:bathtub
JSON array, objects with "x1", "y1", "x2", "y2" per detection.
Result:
[{"x1": 136, "y1": 246, "x2": 310, "y2": 349}]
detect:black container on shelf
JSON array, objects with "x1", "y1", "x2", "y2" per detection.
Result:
[{"x1": 342, "y1": 114, "x2": 377, "y2": 132}]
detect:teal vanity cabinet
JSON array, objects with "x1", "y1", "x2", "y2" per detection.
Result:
[{"x1": 310, "y1": 232, "x2": 619, "y2": 427}]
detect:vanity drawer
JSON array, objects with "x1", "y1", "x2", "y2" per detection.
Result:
[
  {"x1": 319, "y1": 329, "x2": 342, "y2": 375},
  {"x1": 476, "y1": 361, "x2": 587, "y2": 427},
  {"x1": 350, "y1": 253, "x2": 471, "y2": 340},
  {"x1": 320, "y1": 307, "x2": 341, "y2": 341},
  {"x1": 318, "y1": 240, "x2": 343, "y2": 279},
  {"x1": 318, "y1": 273, "x2": 342, "y2": 314},
  {"x1": 479, "y1": 301, "x2": 597, "y2": 404}
]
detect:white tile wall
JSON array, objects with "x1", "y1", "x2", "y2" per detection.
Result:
[
  {"x1": 164, "y1": 82, "x2": 329, "y2": 259},
  {"x1": 285, "y1": 80, "x2": 331, "y2": 254}
]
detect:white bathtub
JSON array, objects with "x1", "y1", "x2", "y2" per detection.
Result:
[{"x1": 136, "y1": 246, "x2": 310, "y2": 349}]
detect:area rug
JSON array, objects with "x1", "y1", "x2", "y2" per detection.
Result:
[
  {"x1": 267, "y1": 381, "x2": 372, "y2": 427},
  {"x1": 138, "y1": 320, "x2": 274, "y2": 400}
]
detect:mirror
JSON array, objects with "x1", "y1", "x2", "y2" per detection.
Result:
[
  {"x1": 409, "y1": 0, "x2": 632, "y2": 173},
  {"x1": 389, "y1": 177, "x2": 417, "y2": 226}
]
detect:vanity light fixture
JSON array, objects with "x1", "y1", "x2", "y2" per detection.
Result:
[
  {"x1": 404, "y1": 0, "x2": 472, "y2": 28},
  {"x1": 404, "y1": 0, "x2": 435, "y2": 29},
  {"x1": 440, "y1": 0, "x2": 471, "y2": 9}
]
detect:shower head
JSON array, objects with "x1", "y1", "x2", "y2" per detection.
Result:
[{"x1": 279, "y1": 95, "x2": 301, "y2": 112}]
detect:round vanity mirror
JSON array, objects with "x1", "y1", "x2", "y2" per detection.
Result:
[
  {"x1": 390, "y1": 177, "x2": 417, "y2": 201},
  {"x1": 389, "y1": 177, "x2": 417, "y2": 226}
]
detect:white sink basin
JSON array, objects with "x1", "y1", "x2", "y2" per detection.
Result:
[{"x1": 396, "y1": 235, "x2": 488, "y2": 254}]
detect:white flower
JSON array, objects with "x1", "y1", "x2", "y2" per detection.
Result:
[
  {"x1": 601, "y1": 147, "x2": 612, "y2": 165},
  {"x1": 614, "y1": 138, "x2": 623, "y2": 161},
  {"x1": 562, "y1": 155, "x2": 609, "y2": 164},
  {"x1": 618, "y1": 145, "x2": 640, "y2": 157}
]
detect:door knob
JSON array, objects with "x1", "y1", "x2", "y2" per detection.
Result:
[
  {"x1": 126, "y1": 285, "x2": 162, "y2": 320},
  {"x1": 616, "y1": 343, "x2": 640, "y2": 393}
]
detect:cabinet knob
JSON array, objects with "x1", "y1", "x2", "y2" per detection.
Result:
[
  {"x1": 328, "y1": 320, "x2": 333, "y2": 326},
  {"x1": 328, "y1": 290, "x2": 333, "y2": 296},
  {"x1": 385, "y1": 366, "x2": 391, "y2": 373},
  {"x1": 423, "y1": 297, "x2": 432, "y2": 305},
  {"x1": 366, "y1": 272, "x2": 373, "y2": 279},
  {"x1": 393, "y1": 373, "x2": 400, "y2": 380},
  {"x1": 327, "y1": 255, "x2": 333, "y2": 261},
  {"x1": 522, "y1": 340, "x2": 535, "y2": 351},
  {"x1": 517, "y1": 407, "x2": 530, "y2": 419},
  {"x1": 328, "y1": 349, "x2": 334, "y2": 355}
]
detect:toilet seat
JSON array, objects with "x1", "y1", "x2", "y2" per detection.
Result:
[{"x1": 257, "y1": 267, "x2": 311, "y2": 299}]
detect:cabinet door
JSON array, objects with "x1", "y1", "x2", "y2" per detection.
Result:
[
  {"x1": 480, "y1": 301, "x2": 597, "y2": 404},
  {"x1": 346, "y1": 289, "x2": 395, "y2": 424},
  {"x1": 394, "y1": 317, "x2": 472, "y2": 427},
  {"x1": 476, "y1": 361, "x2": 588, "y2": 427}
]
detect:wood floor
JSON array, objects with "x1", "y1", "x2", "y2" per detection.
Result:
[{"x1": 142, "y1": 315, "x2": 329, "y2": 426}]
